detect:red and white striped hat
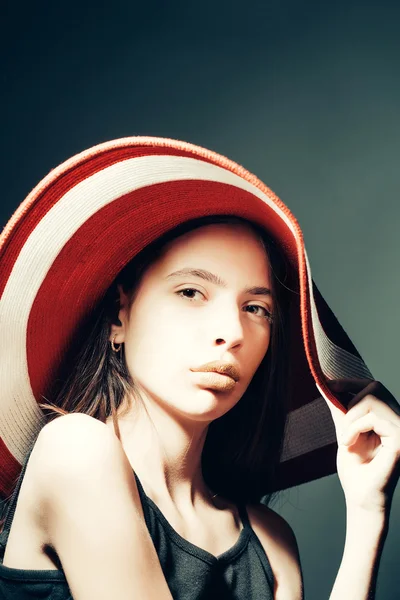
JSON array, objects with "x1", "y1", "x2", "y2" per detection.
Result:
[{"x1": 0, "y1": 136, "x2": 373, "y2": 500}]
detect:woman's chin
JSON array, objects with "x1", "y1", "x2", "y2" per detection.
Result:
[{"x1": 174, "y1": 387, "x2": 238, "y2": 421}]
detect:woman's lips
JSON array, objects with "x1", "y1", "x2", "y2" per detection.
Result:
[
  {"x1": 190, "y1": 361, "x2": 240, "y2": 382},
  {"x1": 190, "y1": 371, "x2": 237, "y2": 391}
]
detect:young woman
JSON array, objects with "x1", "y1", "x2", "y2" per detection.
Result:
[{"x1": 0, "y1": 137, "x2": 399, "y2": 600}]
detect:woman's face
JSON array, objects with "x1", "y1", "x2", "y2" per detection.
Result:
[{"x1": 114, "y1": 223, "x2": 274, "y2": 423}]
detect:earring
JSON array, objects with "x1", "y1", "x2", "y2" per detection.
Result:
[{"x1": 111, "y1": 334, "x2": 122, "y2": 353}]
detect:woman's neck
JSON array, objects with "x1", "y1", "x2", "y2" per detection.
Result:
[{"x1": 105, "y1": 401, "x2": 215, "y2": 511}]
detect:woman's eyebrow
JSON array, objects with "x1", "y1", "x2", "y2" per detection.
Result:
[{"x1": 165, "y1": 268, "x2": 272, "y2": 297}]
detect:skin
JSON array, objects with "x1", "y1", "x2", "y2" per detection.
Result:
[
  {"x1": 3, "y1": 221, "x2": 303, "y2": 600},
  {"x1": 105, "y1": 222, "x2": 274, "y2": 515},
  {"x1": 6, "y1": 221, "x2": 397, "y2": 599},
  {"x1": 104, "y1": 220, "x2": 400, "y2": 599}
]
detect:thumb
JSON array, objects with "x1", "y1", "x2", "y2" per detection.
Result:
[{"x1": 325, "y1": 399, "x2": 346, "y2": 433}]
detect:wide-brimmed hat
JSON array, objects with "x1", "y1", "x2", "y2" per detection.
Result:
[{"x1": 0, "y1": 136, "x2": 373, "y2": 500}]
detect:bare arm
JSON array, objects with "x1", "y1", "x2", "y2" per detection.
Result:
[
  {"x1": 324, "y1": 379, "x2": 400, "y2": 600},
  {"x1": 256, "y1": 502, "x2": 387, "y2": 600},
  {"x1": 329, "y1": 506, "x2": 388, "y2": 600},
  {"x1": 33, "y1": 413, "x2": 173, "y2": 600}
]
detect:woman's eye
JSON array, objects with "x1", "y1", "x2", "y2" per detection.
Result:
[
  {"x1": 176, "y1": 288, "x2": 204, "y2": 301},
  {"x1": 245, "y1": 304, "x2": 273, "y2": 322},
  {"x1": 176, "y1": 290, "x2": 273, "y2": 323}
]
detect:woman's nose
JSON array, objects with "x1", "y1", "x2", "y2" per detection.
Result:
[{"x1": 211, "y1": 306, "x2": 245, "y2": 350}]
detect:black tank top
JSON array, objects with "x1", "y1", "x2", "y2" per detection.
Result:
[{"x1": 0, "y1": 447, "x2": 274, "y2": 599}]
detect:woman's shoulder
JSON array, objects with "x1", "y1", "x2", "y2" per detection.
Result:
[
  {"x1": 30, "y1": 413, "x2": 134, "y2": 504},
  {"x1": 246, "y1": 503, "x2": 304, "y2": 599},
  {"x1": 29, "y1": 412, "x2": 145, "y2": 538},
  {"x1": 37, "y1": 412, "x2": 113, "y2": 445},
  {"x1": 1, "y1": 414, "x2": 136, "y2": 572},
  {"x1": 16, "y1": 414, "x2": 173, "y2": 599},
  {"x1": 246, "y1": 502, "x2": 298, "y2": 549},
  {"x1": 34, "y1": 413, "x2": 120, "y2": 469}
]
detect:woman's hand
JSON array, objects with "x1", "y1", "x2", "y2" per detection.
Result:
[{"x1": 326, "y1": 379, "x2": 400, "y2": 513}]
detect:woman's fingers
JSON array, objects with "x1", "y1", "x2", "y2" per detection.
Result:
[
  {"x1": 325, "y1": 399, "x2": 346, "y2": 431},
  {"x1": 340, "y1": 410, "x2": 400, "y2": 453},
  {"x1": 344, "y1": 394, "x2": 400, "y2": 428},
  {"x1": 324, "y1": 379, "x2": 400, "y2": 444},
  {"x1": 326, "y1": 379, "x2": 400, "y2": 510}
]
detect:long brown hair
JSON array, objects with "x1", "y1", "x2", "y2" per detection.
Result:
[{"x1": 1, "y1": 215, "x2": 294, "y2": 530}]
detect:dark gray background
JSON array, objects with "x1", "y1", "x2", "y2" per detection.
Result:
[{"x1": 2, "y1": 1, "x2": 399, "y2": 597}]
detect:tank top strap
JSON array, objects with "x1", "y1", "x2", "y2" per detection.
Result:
[
  {"x1": 0, "y1": 442, "x2": 36, "y2": 555},
  {"x1": 133, "y1": 471, "x2": 252, "y2": 534},
  {"x1": 132, "y1": 470, "x2": 153, "y2": 528}
]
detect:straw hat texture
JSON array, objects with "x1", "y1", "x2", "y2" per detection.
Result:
[{"x1": 0, "y1": 136, "x2": 374, "y2": 500}]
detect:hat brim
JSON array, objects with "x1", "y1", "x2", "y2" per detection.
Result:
[{"x1": 0, "y1": 137, "x2": 373, "y2": 498}]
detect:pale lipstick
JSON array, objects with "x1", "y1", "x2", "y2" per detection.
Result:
[{"x1": 190, "y1": 360, "x2": 240, "y2": 392}]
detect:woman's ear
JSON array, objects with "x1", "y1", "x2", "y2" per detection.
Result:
[{"x1": 109, "y1": 284, "x2": 130, "y2": 344}]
